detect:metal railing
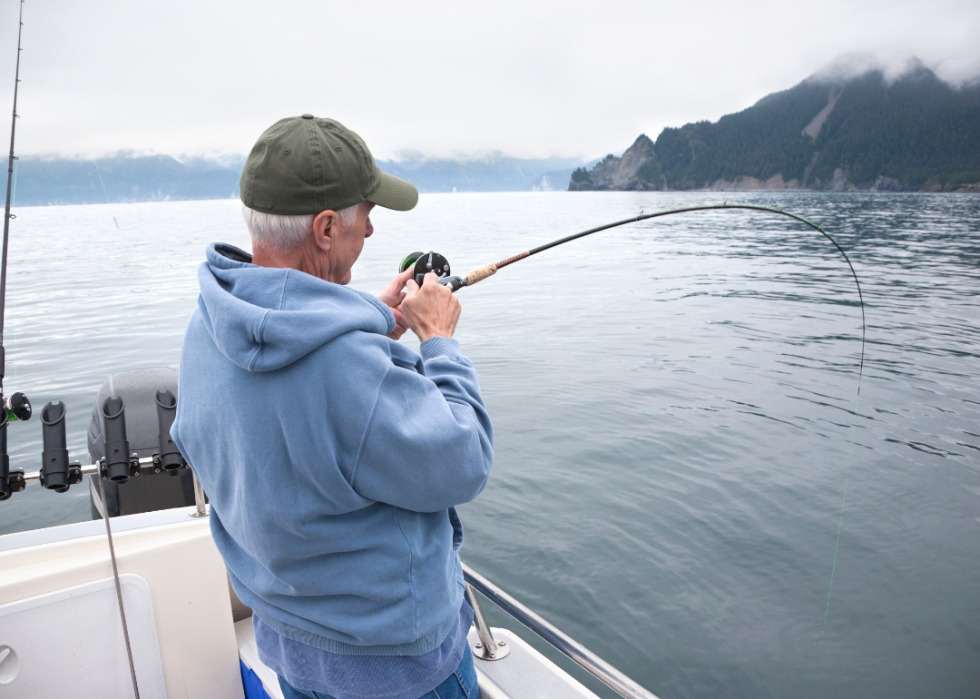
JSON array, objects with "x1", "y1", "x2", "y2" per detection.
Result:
[
  {"x1": 462, "y1": 563, "x2": 661, "y2": 699},
  {"x1": 15, "y1": 456, "x2": 208, "y2": 518},
  {"x1": 19, "y1": 456, "x2": 156, "y2": 484}
]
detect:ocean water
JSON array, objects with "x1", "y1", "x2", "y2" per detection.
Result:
[{"x1": 0, "y1": 191, "x2": 978, "y2": 699}]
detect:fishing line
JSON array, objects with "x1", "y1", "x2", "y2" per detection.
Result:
[
  {"x1": 824, "y1": 392, "x2": 861, "y2": 629},
  {"x1": 92, "y1": 159, "x2": 120, "y2": 229},
  {"x1": 8, "y1": 139, "x2": 15, "y2": 390},
  {"x1": 402, "y1": 200, "x2": 867, "y2": 630}
]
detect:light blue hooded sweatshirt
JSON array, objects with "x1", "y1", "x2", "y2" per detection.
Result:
[{"x1": 171, "y1": 243, "x2": 493, "y2": 656}]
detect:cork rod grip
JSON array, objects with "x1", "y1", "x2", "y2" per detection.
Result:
[{"x1": 463, "y1": 263, "x2": 498, "y2": 286}]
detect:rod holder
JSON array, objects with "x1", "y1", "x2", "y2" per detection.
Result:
[
  {"x1": 101, "y1": 397, "x2": 132, "y2": 483},
  {"x1": 154, "y1": 390, "x2": 184, "y2": 472},
  {"x1": 0, "y1": 422, "x2": 23, "y2": 500},
  {"x1": 40, "y1": 401, "x2": 70, "y2": 492},
  {"x1": 0, "y1": 421, "x2": 8, "y2": 499}
]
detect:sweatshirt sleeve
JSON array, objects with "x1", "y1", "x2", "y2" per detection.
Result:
[{"x1": 349, "y1": 337, "x2": 494, "y2": 513}]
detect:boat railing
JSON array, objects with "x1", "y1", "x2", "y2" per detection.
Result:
[
  {"x1": 11, "y1": 454, "x2": 657, "y2": 698},
  {"x1": 463, "y1": 563, "x2": 661, "y2": 699}
]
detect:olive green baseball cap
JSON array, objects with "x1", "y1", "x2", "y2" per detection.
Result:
[{"x1": 240, "y1": 114, "x2": 418, "y2": 215}]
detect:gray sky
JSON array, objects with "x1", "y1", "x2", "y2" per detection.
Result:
[{"x1": 0, "y1": 0, "x2": 977, "y2": 162}]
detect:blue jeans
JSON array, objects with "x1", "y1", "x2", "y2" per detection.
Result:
[{"x1": 277, "y1": 648, "x2": 478, "y2": 699}]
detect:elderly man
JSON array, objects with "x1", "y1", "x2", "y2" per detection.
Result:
[{"x1": 171, "y1": 114, "x2": 493, "y2": 699}]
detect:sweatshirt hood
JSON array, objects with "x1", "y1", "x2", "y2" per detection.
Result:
[{"x1": 196, "y1": 243, "x2": 395, "y2": 372}]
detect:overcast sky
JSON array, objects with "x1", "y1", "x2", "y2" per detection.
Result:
[{"x1": 0, "y1": 0, "x2": 977, "y2": 162}]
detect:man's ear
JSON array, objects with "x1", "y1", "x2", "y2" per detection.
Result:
[{"x1": 312, "y1": 210, "x2": 338, "y2": 252}]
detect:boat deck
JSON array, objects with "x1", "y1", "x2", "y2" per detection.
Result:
[{"x1": 0, "y1": 506, "x2": 605, "y2": 699}]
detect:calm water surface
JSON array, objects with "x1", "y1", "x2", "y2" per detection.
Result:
[{"x1": 0, "y1": 192, "x2": 977, "y2": 699}]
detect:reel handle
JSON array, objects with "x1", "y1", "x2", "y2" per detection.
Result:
[{"x1": 399, "y1": 251, "x2": 452, "y2": 288}]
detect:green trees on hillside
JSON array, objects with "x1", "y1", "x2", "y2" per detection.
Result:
[
  {"x1": 643, "y1": 66, "x2": 980, "y2": 189},
  {"x1": 809, "y1": 69, "x2": 980, "y2": 186},
  {"x1": 653, "y1": 82, "x2": 828, "y2": 186}
]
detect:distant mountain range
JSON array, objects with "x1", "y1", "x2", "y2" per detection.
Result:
[
  {"x1": 10, "y1": 154, "x2": 247, "y2": 207},
  {"x1": 569, "y1": 56, "x2": 980, "y2": 193},
  {"x1": 8, "y1": 152, "x2": 595, "y2": 207}
]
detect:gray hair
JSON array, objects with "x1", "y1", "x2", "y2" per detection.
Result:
[{"x1": 241, "y1": 203, "x2": 359, "y2": 252}]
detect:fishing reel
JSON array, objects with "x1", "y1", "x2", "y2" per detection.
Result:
[
  {"x1": 400, "y1": 251, "x2": 451, "y2": 286},
  {"x1": 3, "y1": 391, "x2": 31, "y2": 425},
  {"x1": 0, "y1": 390, "x2": 33, "y2": 500},
  {"x1": 399, "y1": 251, "x2": 466, "y2": 292}
]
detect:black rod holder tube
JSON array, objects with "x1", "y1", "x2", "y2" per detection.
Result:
[
  {"x1": 40, "y1": 401, "x2": 70, "y2": 492},
  {"x1": 0, "y1": 421, "x2": 8, "y2": 499},
  {"x1": 101, "y1": 397, "x2": 131, "y2": 483},
  {"x1": 154, "y1": 390, "x2": 183, "y2": 472}
]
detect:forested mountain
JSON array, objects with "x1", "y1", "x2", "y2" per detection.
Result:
[{"x1": 570, "y1": 59, "x2": 980, "y2": 192}]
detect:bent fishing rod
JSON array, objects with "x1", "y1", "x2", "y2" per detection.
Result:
[{"x1": 400, "y1": 202, "x2": 866, "y2": 385}]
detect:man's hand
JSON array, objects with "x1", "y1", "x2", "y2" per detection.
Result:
[
  {"x1": 377, "y1": 269, "x2": 413, "y2": 340},
  {"x1": 401, "y1": 273, "x2": 461, "y2": 342}
]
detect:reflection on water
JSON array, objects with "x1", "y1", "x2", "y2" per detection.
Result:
[{"x1": 1, "y1": 192, "x2": 978, "y2": 699}]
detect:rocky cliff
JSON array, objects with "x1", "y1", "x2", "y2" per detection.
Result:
[{"x1": 568, "y1": 135, "x2": 662, "y2": 191}]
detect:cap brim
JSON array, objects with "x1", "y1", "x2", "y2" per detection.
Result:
[{"x1": 368, "y1": 170, "x2": 419, "y2": 211}]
